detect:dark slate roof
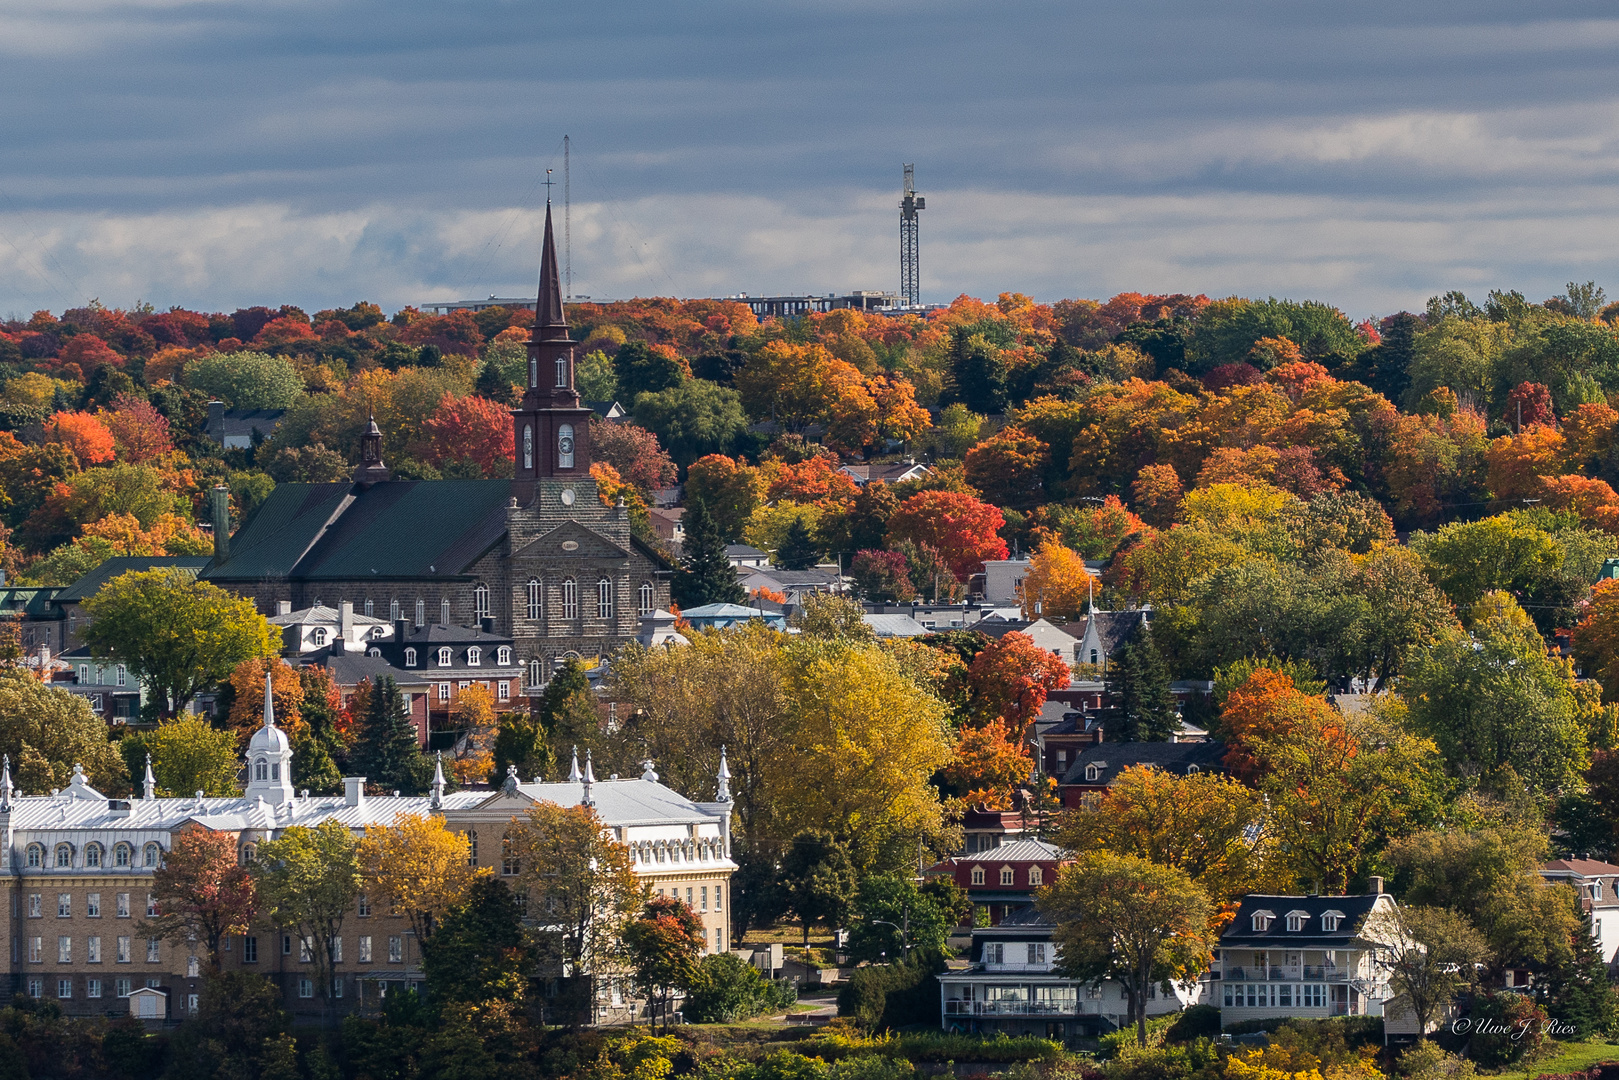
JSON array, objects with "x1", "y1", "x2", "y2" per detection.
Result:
[
  {"x1": 212, "y1": 409, "x2": 286, "y2": 438},
  {"x1": 58, "y1": 557, "x2": 213, "y2": 603},
  {"x1": 1060, "y1": 740, "x2": 1227, "y2": 785},
  {"x1": 1073, "y1": 610, "x2": 1151, "y2": 655},
  {"x1": 1222, "y1": 894, "x2": 1387, "y2": 947},
  {"x1": 207, "y1": 481, "x2": 514, "y2": 582},
  {"x1": 0, "y1": 587, "x2": 63, "y2": 619},
  {"x1": 401, "y1": 624, "x2": 512, "y2": 645},
  {"x1": 318, "y1": 654, "x2": 431, "y2": 689}
]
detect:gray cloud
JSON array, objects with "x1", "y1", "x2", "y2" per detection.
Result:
[{"x1": 4, "y1": 1, "x2": 1619, "y2": 315}]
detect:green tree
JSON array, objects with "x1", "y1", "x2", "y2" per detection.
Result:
[
  {"x1": 622, "y1": 895, "x2": 707, "y2": 1031},
  {"x1": 1400, "y1": 592, "x2": 1590, "y2": 798},
  {"x1": 774, "y1": 516, "x2": 821, "y2": 570},
  {"x1": 683, "y1": 952, "x2": 794, "y2": 1023},
  {"x1": 350, "y1": 676, "x2": 427, "y2": 794},
  {"x1": 1411, "y1": 513, "x2": 1563, "y2": 612},
  {"x1": 161, "y1": 971, "x2": 295, "y2": 1080},
  {"x1": 0, "y1": 667, "x2": 126, "y2": 794},
  {"x1": 421, "y1": 876, "x2": 531, "y2": 1006},
  {"x1": 1106, "y1": 625, "x2": 1178, "y2": 742},
  {"x1": 792, "y1": 592, "x2": 876, "y2": 643},
  {"x1": 632, "y1": 379, "x2": 750, "y2": 470},
  {"x1": 948, "y1": 330, "x2": 1008, "y2": 414},
  {"x1": 254, "y1": 820, "x2": 362, "y2": 1016},
  {"x1": 292, "y1": 666, "x2": 344, "y2": 794},
  {"x1": 780, "y1": 829, "x2": 858, "y2": 955},
  {"x1": 491, "y1": 713, "x2": 552, "y2": 786},
  {"x1": 126, "y1": 716, "x2": 240, "y2": 796},
  {"x1": 845, "y1": 873, "x2": 953, "y2": 963},
  {"x1": 672, "y1": 499, "x2": 746, "y2": 607},
  {"x1": 83, "y1": 568, "x2": 280, "y2": 716},
  {"x1": 1039, "y1": 852, "x2": 1216, "y2": 1046},
  {"x1": 182, "y1": 351, "x2": 305, "y2": 410},
  {"x1": 576, "y1": 349, "x2": 619, "y2": 402},
  {"x1": 537, "y1": 657, "x2": 601, "y2": 757},
  {"x1": 613, "y1": 341, "x2": 687, "y2": 400}
]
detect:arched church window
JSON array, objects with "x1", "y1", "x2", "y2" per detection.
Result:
[
  {"x1": 474, "y1": 584, "x2": 490, "y2": 620},
  {"x1": 528, "y1": 659, "x2": 543, "y2": 687},
  {"x1": 555, "y1": 358, "x2": 568, "y2": 388},
  {"x1": 415, "y1": 599, "x2": 425, "y2": 627},
  {"x1": 562, "y1": 579, "x2": 577, "y2": 619},
  {"x1": 597, "y1": 578, "x2": 614, "y2": 619},
  {"x1": 390, "y1": 599, "x2": 400, "y2": 622},
  {"x1": 441, "y1": 599, "x2": 451, "y2": 625},
  {"x1": 558, "y1": 424, "x2": 574, "y2": 469},
  {"x1": 638, "y1": 582, "x2": 654, "y2": 616},
  {"x1": 523, "y1": 424, "x2": 533, "y2": 471},
  {"x1": 364, "y1": 599, "x2": 374, "y2": 617},
  {"x1": 527, "y1": 579, "x2": 541, "y2": 621}
]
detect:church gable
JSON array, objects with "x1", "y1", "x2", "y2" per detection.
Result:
[{"x1": 512, "y1": 519, "x2": 631, "y2": 562}]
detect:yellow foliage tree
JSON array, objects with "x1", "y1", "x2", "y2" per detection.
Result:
[
  {"x1": 227, "y1": 658, "x2": 307, "y2": 743},
  {"x1": 1019, "y1": 538, "x2": 1094, "y2": 620},
  {"x1": 448, "y1": 683, "x2": 499, "y2": 784},
  {"x1": 357, "y1": 812, "x2": 477, "y2": 943}
]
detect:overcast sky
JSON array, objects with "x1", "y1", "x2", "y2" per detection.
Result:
[{"x1": 4, "y1": 1, "x2": 1619, "y2": 318}]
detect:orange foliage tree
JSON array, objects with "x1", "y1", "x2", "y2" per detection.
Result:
[
  {"x1": 1131, "y1": 464, "x2": 1185, "y2": 527},
  {"x1": 80, "y1": 512, "x2": 211, "y2": 556},
  {"x1": 424, "y1": 393, "x2": 515, "y2": 476},
  {"x1": 764, "y1": 455, "x2": 861, "y2": 509},
  {"x1": 964, "y1": 427, "x2": 1050, "y2": 511},
  {"x1": 887, "y1": 490, "x2": 1008, "y2": 580},
  {"x1": 966, "y1": 631, "x2": 1071, "y2": 737},
  {"x1": 1485, "y1": 426, "x2": 1565, "y2": 501},
  {"x1": 1019, "y1": 539, "x2": 1095, "y2": 620},
  {"x1": 1575, "y1": 579, "x2": 1619, "y2": 701},
  {"x1": 943, "y1": 718, "x2": 1033, "y2": 808},
  {"x1": 684, "y1": 454, "x2": 764, "y2": 541},
  {"x1": 227, "y1": 658, "x2": 307, "y2": 743},
  {"x1": 1217, "y1": 668, "x2": 1348, "y2": 783},
  {"x1": 45, "y1": 411, "x2": 115, "y2": 465},
  {"x1": 100, "y1": 394, "x2": 173, "y2": 462}
]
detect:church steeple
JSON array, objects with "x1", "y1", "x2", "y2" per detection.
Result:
[
  {"x1": 513, "y1": 198, "x2": 592, "y2": 483},
  {"x1": 353, "y1": 414, "x2": 390, "y2": 486}
]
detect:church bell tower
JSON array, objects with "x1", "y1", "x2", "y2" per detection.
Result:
[{"x1": 513, "y1": 200, "x2": 592, "y2": 484}]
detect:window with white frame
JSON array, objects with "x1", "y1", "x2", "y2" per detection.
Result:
[
  {"x1": 639, "y1": 582, "x2": 654, "y2": 615},
  {"x1": 497, "y1": 646, "x2": 511, "y2": 666},
  {"x1": 116, "y1": 893, "x2": 129, "y2": 918},
  {"x1": 87, "y1": 979, "x2": 101, "y2": 999},
  {"x1": 1286, "y1": 912, "x2": 1305, "y2": 932},
  {"x1": 28, "y1": 894, "x2": 40, "y2": 918},
  {"x1": 147, "y1": 938, "x2": 160, "y2": 962},
  {"x1": 144, "y1": 844, "x2": 161, "y2": 868},
  {"x1": 415, "y1": 599, "x2": 425, "y2": 626},
  {"x1": 1321, "y1": 912, "x2": 1342, "y2": 932},
  {"x1": 562, "y1": 579, "x2": 577, "y2": 619},
  {"x1": 26, "y1": 844, "x2": 41, "y2": 868},
  {"x1": 1252, "y1": 911, "x2": 1274, "y2": 931},
  {"x1": 312, "y1": 628, "x2": 327, "y2": 647},
  {"x1": 405, "y1": 648, "x2": 417, "y2": 667},
  {"x1": 971, "y1": 866, "x2": 985, "y2": 885},
  {"x1": 86, "y1": 843, "x2": 102, "y2": 868},
  {"x1": 116, "y1": 936, "x2": 131, "y2": 963},
  {"x1": 597, "y1": 578, "x2": 613, "y2": 619},
  {"x1": 984, "y1": 943, "x2": 1004, "y2": 964},
  {"x1": 57, "y1": 978, "x2": 71, "y2": 1000},
  {"x1": 116, "y1": 978, "x2": 131, "y2": 998},
  {"x1": 58, "y1": 936, "x2": 71, "y2": 963},
  {"x1": 1028, "y1": 866, "x2": 1042, "y2": 885},
  {"x1": 147, "y1": 893, "x2": 158, "y2": 916},
  {"x1": 474, "y1": 584, "x2": 490, "y2": 620},
  {"x1": 438, "y1": 647, "x2": 452, "y2": 667},
  {"x1": 58, "y1": 894, "x2": 70, "y2": 918},
  {"x1": 364, "y1": 599, "x2": 374, "y2": 617},
  {"x1": 55, "y1": 844, "x2": 72, "y2": 868},
  {"x1": 528, "y1": 659, "x2": 542, "y2": 687},
  {"x1": 1000, "y1": 867, "x2": 1015, "y2": 886},
  {"x1": 438, "y1": 683, "x2": 450, "y2": 701},
  {"x1": 88, "y1": 936, "x2": 101, "y2": 963},
  {"x1": 299, "y1": 978, "x2": 314, "y2": 999},
  {"x1": 467, "y1": 647, "x2": 481, "y2": 666},
  {"x1": 390, "y1": 599, "x2": 400, "y2": 622},
  {"x1": 114, "y1": 844, "x2": 131, "y2": 868},
  {"x1": 388, "y1": 936, "x2": 403, "y2": 963},
  {"x1": 359, "y1": 936, "x2": 372, "y2": 963},
  {"x1": 28, "y1": 937, "x2": 41, "y2": 963},
  {"x1": 87, "y1": 893, "x2": 100, "y2": 918},
  {"x1": 1027, "y1": 943, "x2": 1047, "y2": 964},
  {"x1": 498, "y1": 681, "x2": 510, "y2": 701},
  {"x1": 358, "y1": 895, "x2": 370, "y2": 917},
  {"x1": 441, "y1": 599, "x2": 451, "y2": 624},
  {"x1": 527, "y1": 579, "x2": 541, "y2": 620},
  {"x1": 116, "y1": 666, "x2": 126, "y2": 686}
]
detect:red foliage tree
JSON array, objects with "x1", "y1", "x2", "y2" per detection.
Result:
[
  {"x1": 148, "y1": 825, "x2": 257, "y2": 971},
  {"x1": 252, "y1": 316, "x2": 318, "y2": 350},
  {"x1": 424, "y1": 394, "x2": 515, "y2": 476},
  {"x1": 943, "y1": 717, "x2": 1033, "y2": 808},
  {"x1": 44, "y1": 411, "x2": 115, "y2": 465},
  {"x1": 1504, "y1": 381, "x2": 1556, "y2": 430},
  {"x1": 1202, "y1": 363, "x2": 1263, "y2": 391},
  {"x1": 886, "y1": 490, "x2": 1008, "y2": 580},
  {"x1": 58, "y1": 334, "x2": 124, "y2": 376},
  {"x1": 588, "y1": 419, "x2": 677, "y2": 492},
  {"x1": 100, "y1": 394, "x2": 173, "y2": 463},
  {"x1": 966, "y1": 631, "x2": 1071, "y2": 737}
]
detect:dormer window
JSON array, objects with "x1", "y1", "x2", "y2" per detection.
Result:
[
  {"x1": 1186, "y1": 764, "x2": 1201, "y2": 774},
  {"x1": 438, "y1": 648, "x2": 452, "y2": 668},
  {"x1": 467, "y1": 647, "x2": 481, "y2": 667},
  {"x1": 86, "y1": 843, "x2": 103, "y2": 868},
  {"x1": 26, "y1": 844, "x2": 42, "y2": 868},
  {"x1": 1321, "y1": 912, "x2": 1343, "y2": 932},
  {"x1": 1251, "y1": 911, "x2": 1275, "y2": 932},
  {"x1": 1084, "y1": 763, "x2": 1103, "y2": 782},
  {"x1": 55, "y1": 844, "x2": 73, "y2": 868},
  {"x1": 1286, "y1": 911, "x2": 1306, "y2": 932},
  {"x1": 971, "y1": 866, "x2": 985, "y2": 885},
  {"x1": 497, "y1": 647, "x2": 511, "y2": 666},
  {"x1": 1029, "y1": 866, "x2": 1042, "y2": 886},
  {"x1": 405, "y1": 648, "x2": 417, "y2": 667},
  {"x1": 311, "y1": 628, "x2": 327, "y2": 647},
  {"x1": 984, "y1": 942, "x2": 1004, "y2": 965},
  {"x1": 143, "y1": 844, "x2": 161, "y2": 869},
  {"x1": 1000, "y1": 866, "x2": 1015, "y2": 886},
  {"x1": 1595, "y1": 880, "x2": 1605, "y2": 902},
  {"x1": 370, "y1": 627, "x2": 386, "y2": 640},
  {"x1": 113, "y1": 844, "x2": 130, "y2": 868}
]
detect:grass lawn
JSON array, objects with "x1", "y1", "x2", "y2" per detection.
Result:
[{"x1": 1491, "y1": 1038, "x2": 1619, "y2": 1080}]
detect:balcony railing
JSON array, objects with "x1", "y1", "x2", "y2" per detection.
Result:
[
  {"x1": 982, "y1": 962, "x2": 1056, "y2": 973},
  {"x1": 1221, "y1": 966, "x2": 1345, "y2": 982},
  {"x1": 945, "y1": 1000, "x2": 1080, "y2": 1017}
]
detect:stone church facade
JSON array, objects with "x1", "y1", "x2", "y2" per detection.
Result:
[{"x1": 203, "y1": 202, "x2": 671, "y2": 680}]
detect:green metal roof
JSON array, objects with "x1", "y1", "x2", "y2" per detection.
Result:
[{"x1": 56, "y1": 557, "x2": 213, "y2": 603}]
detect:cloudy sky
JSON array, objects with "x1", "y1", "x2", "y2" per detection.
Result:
[{"x1": 3, "y1": 1, "x2": 1619, "y2": 318}]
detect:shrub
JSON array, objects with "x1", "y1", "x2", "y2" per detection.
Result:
[
  {"x1": 1464, "y1": 992, "x2": 1548, "y2": 1068},
  {"x1": 1164, "y1": 1005, "x2": 1221, "y2": 1044},
  {"x1": 836, "y1": 953, "x2": 946, "y2": 1030},
  {"x1": 1100, "y1": 1040, "x2": 1219, "y2": 1080},
  {"x1": 684, "y1": 953, "x2": 798, "y2": 1023}
]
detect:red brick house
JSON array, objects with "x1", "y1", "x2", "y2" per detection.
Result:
[{"x1": 925, "y1": 838, "x2": 1067, "y2": 926}]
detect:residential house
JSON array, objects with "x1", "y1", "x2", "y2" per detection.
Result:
[
  {"x1": 925, "y1": 838, "x2": 1066, "y2": 926},
  {"x1": 838, "y1": 461, "x2": 932, "y2": 487},
  {"x1": 1031, "y1": 702, "x2": 1104, "y2": 780},
  {"x1": 372, "y1": 622, "x2": 526, "y2": 723},
  {"x1": 584, "y1": 400, "x2": 628, "y2": 422},
  {"x1": 647, "y1": 508, "x2": 684, "y2": 546},
  {"x1": 736, "y1": 567, "x2": 841, "y2": 603},
  {"x1": 0, "y1": 587, "x2": 67, "y2": 654},
  {"x1": 1541, "y1": 859, "x2": 1619, "y2": 965},
  {"x1": 54, "y1": 648, "x2": 141, "y2": 724},
  {"x1": 1057, "y1": 742, "x2": 1228, "y2": 808},
  {"x1": 980, "y1": 559, "x2": 1032, "y2": 606},
  {"x1": 269, "y1": 601, "x2": 394, "y2": 656},
  {"x1": 863, "y1": 602, "x2": 990, "y2": 631},
  {"x1": 679, "y1": 603, "x2": 788, "y2": 632},
  {"x1": 1068, "y1": 610, "x2": 1151, "y2": 671},
  {"x1": 957, "y1": 806, "x2": 1033, "y2": 856},
  {"x1": 726, "y1": 545, "x2": 771, "y2": 570},
  {"x1": 862, "y1": 614, "x2": 928, "y2": 639},
  {"x1": 976, "y1": 618, "x2": 1084, "y2": 666},
  {"x1": 939, "y1": 906, "x2": 1195, "y2": 1042},
  {"x1": 1214, "y1": 888, "x2": 1401, "y2": 1025},
  {"x1": 206, "y1": 401, "x2": 286, "y2": 449}
]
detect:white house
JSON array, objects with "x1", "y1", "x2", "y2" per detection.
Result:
[{"x1": 1540, "y1": 859, "x2": 1619, "y2": 964}]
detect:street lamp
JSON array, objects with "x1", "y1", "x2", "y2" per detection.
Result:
[{"x1": 870, "y1": 919, "x2": 908, "y2": 960}]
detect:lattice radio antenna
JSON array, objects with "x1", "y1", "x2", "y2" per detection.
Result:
[{"x1": 899, "y1": 164, "x2": 925, "y2": 307}]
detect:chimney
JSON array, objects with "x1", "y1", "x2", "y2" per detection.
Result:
[
  {"x1": 211, "y1": 485, "x2": 230, "y2": 563},
  {"x1": 207, "y1": 400, "x2": 225, "y2": 443},
  {"x1": 1369, "y1": 875, "x2": 1384, "y2": 895},
  {"x1": 276, "y1": 600, "x2": 292, "y2": 616},
  {"x1": 480, "y1": 616, "x2": 495, "y2": 635},
  {"x1": 344, "y1": 777, "x2": 366, "y2": 809},
  {"x1": 394, "y1": 618, "x2": 408, "y2": 645},
  {"x1": 340, "y1": 601, "x2": 354, "y2": 642}
]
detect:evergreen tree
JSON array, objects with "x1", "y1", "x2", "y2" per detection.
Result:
[
  {"x1": 673, "y1": 498, "x2": 746, "y2": 607},
  {"x1": 1106, "y1": 625, "x2": 1178, "y2": 742},
  {"x1": 775, "y1": 517, "x2": 821, "y2": 570},
  {"x1": 539, "y1": 657, "x2": 600, "y2": 754},
  {"x1": 351, "y1": 676, "x2": 428, "y2": 793},
  {"x1": 292, "y1": 666, "x2": 344, "y2": 794}
]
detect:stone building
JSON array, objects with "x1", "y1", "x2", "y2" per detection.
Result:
[
  {"x1": 0, "y1": 678, "x2": 734, "y2": 1019},
  {"x1": 202, "y1": 201, "x2": 671, "y2": 678}
]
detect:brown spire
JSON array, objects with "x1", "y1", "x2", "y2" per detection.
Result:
[{"x1": 533, "y1": 200, "x2": 567, "y2": 336}]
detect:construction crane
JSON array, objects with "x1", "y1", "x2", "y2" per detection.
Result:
[{"x1": 900, "y1": 164, "x2": 924, "y2": 307}]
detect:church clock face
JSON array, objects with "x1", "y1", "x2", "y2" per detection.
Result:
[{"x1": 558, "y1": 434, "x2": 574, "y2": 455}]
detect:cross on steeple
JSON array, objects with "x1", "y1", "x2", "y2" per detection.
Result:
[{"x1": 543, "y1": 169, "x2": 555, "y2": 204}]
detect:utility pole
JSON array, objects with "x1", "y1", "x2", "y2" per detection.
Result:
[{"x1": 900, "y1": 164, "x2": 924, "y2": 307}]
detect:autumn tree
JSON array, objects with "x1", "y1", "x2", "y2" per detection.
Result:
[
  {"x1": 1019, "y1": 540, "x2": 1093, "y2": 620},
  {"x1": 1367, "y1": 905, "x2": 1488, "y2": 1039},
  {"x1": 850, "y1": 549, "x2": 916, "y2": 603},
  {"x1": 357, "y1": 812, "x2": 476, "y2": 943},
  {"x1": 1131, "y1": 464, "x2": 1184, "y2": 527},
  {"x1": 448, "y1": 683, "x2": 499, "y2": 784},
  {"x1": 1575, "y1": 578, "x2": 1619, "y2": 700},
  {"x1": 83, "y1": 568, "x2": 280, "y2": 716},
  {"x1": 44, "y1": 411, "x2": 115, "y2": 465},
  {"x1": 424, "y1": 394, "x2": 515, "y2": 477},
  {"x1": 684, "y1": 455, "x2": 763, "y2": 541},
  {"x1": 100, "y1": 394, "x2": 173, "y2": 463},
  {"x1": 1503, "y1": 380, "x2": 1556, "y2": 430},
  {"x1": 622, "y1": 896, "x2": 707, "y2": 1031},
  {"x1": 0, "y1": 668, "x2": 127, "y2": 794},
  {"x1": 514, "y1": 802, "x2": 645, "y2": 1021},
  {"x1": 147, "y1": 826, "x2": 257, "y2": 971},
  {"x1": 965, "y1": 631, "x2": 1070, "y2": 737},
  {"x1": 942, "y1": 718, "x2": 1032, "y2": 807},
  {"x1": 1057, "y1": 766, "x2": 1277, "y2": 901},
  {"x1": 133, "y1": 716, "x2": 241, "y2": 797},
  {"x1": 227, "y1": 658, "x2": 307, "y2": 743},
  {"x1": 254, "y1": 820, "x2": 362, "y2": 1015},
  {"x1": 1040, "y1": 853, "x2": 1216, "y2": 1046},
  {"x1": 887, "y1": 490, "x2": 1008, "y2": 580},
  {"x1": 588, "y1": 419, "x2": 677, "y2": 492},
  {"x1": 963, "y1": 427, "x2": 1050, "y2": 511}
]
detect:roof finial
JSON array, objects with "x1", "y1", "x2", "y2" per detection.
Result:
[
  {"x1": 716, "y1": 746, "x2": 732, "y2": 803},
  {"x1": 502, "y1": 764, "x2": 519, "y2": 796},
  {"x1": 568, "y1": 747, "x2": 583, "y2": 783},
  {"x1": 430, "y1": 752, "x2": 446, "y2": 810},
  {"x1": 143, "y1": 753, "x2": 156, "y2": 801},
  {"x1": 640, "y1": 758, "x2": 658, "y2": 782},
  {"x1": 262, "y1": 669, "x2": 276, "y2": 730},
  {"x1": 0, "y1": 753, "x2": 12, "y2": 812},
  {"x1": 581, "y1": 749, "x2": 595, "y2": 807}
]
